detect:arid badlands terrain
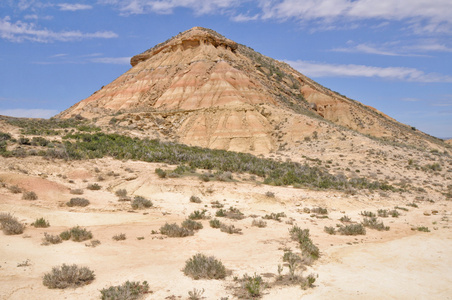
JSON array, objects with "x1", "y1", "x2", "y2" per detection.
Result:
[{"x1": 1, "y1": 27, "x2": 452, "y2": 299}]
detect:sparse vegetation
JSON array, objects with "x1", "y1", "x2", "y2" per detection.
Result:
[
  {"x1": 265, "y1": 191, "x2": 275, "y2": 198},
  {"x1": 22, "y1": 191, "x2": 38, "y2": 200},
  {"x1": 8, "y1": 185, "x2": 22, "y2": 194},
  {"x1": 311, "y1": 207, "x2": 328, "y2": 215},
  {"x1": 131, "y1": 196, "x2": 153, "y2": 209},
  {"x1": 87, "y1": 183, "x2": 101, "y2": 190},
  {"x1": 188, "y1": 288, "x2": 205, "y2": 300},
  {"x1": 324, "y1": 226, "x2": 336, "y2": 235},
  {"x1": 66, "y1": 197, "x2": 90, "y2": 207},
  {"x1": 100, "y1": 281, "x2": 150, "y2": 300},
  {"x1": 209, "y1": 219, "x2": 221, "y2": 228},
  {"x1": 360, "y1": 211, "x2": 376, "y2": 217},
  {"x1": 70, "y1": 188, "x2": 84, "y2": 195},
  {"x1": 183, "y1": 253, "x2": 226, "y2": 280},
  {"x1": 0, "y1": 213, "x2": 25, "y2": 235},
  {"x1": 189, "y1": 209, "x2": 209, "y2": 220},
  {"x1": 362, "y1": 217, "x2": 390, "y2": 231},
  {"x1": 252, "y1": 219, "x2": 267, "y2": 228},
  {"x1": 263, "y1": 212, "x2": 286, "y2": 222},
  {"x1": 339, "y1": 215, "x2": 351, "y2": 223},
  {"x1": 43, "y1": 264, "x2": 95, "y2": 289},
  {"x1": 115, "y1": 189, "x2": 129, "y2": 200},
  {"x1": 42, "y1": 233, "x2": 62, "y2": 245},
  {"x1": 337, "y1": 223, "x2": 366, "y2": 236},
  {"x1": 189, "y1": 195, "x2": 202, "y2": 203},
  {"x1": 112, "y1": 233, "x2": 126, "y2": 241},
  {"x1": 215, "y1": 207, "x2": 244, "y2": 220},
  {"x1": 220, "y1": 223, "x2": 242, "y2": 234},
  {"x1": 415, "y1": 226, "x2": 430, "y2": 232},
  {"x1": 181, "y1": 219, "x2": 203, "y2": 231},
  {"x1": 32, "y1": 217, "x2": 50, "y2": 228},
  {"x1": 155, "y1": 168, "x2": 167, "y2": 178},
  {"x1": 60, "y1": 226, "x2": 93, "y2": 242},
  {"x1": 160, "y1": 223, "x2": 193, "y2": 237},
  {"x1": 289, "y1": 225, "x2": 319, "y2": 261},
  {"x1": 241, "y1": 273, "x2": 265, "y2": 298}
]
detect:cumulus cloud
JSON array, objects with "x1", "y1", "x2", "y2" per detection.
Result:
[
  {"x1": 0, "y1": 16, "x2": 118, "y2": 42},
  {"x1": 57, "y1": 3, "x2": 93, "y2": 11},
  {"x1": 0, "y1": 108, "x2": 59, "y2": 118},
  {"x1": 285, "y1": 59, "x2": 452, "y2": 83}
]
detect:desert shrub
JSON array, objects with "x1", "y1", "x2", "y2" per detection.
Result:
[
  {"x1": 189, "y1": 209, "x2": 209, "y2": 220},
  {"x1": 8, "y1": 185, "x2": 22, "y2": 194},
  {"x1": 100, "y1": 281, "x2": 150, "y2": 300},
  {"x1": 87, "y1": 183, "x2": 101, "y2": 190},
  {"x1": 22, "y1": 191, "x2": 38, "y2": 200},
  {"x1": 377, "y1": 209, "x2": 389, "y2": 218},
  {"x1": 183, "y1": 253, "x2": 226, "y2": 280},
  {"x1": 395, "y1": 206, "x2": 409, "y2": 211},
  {"x1": 182, "y1": 219, "x2": 203, "y2": 231},
  {"x1": 339, "y1": 215, "x2": 351, "y2": 223},
  {"x1": 43, "y1": 264, "x2": 95, "y2": 289},
  {"x1": 289, "y1": 225, "x2": 319, "y2": 261},
  {"x1": 155, "y1": 168, "x2": 167, "y2": 178},
  {"x1": 265, "y1": 191, "x2": 275, "y2": 198},
  {"x1": 209, "y1": 219, "x2": 221, "y2": 228},
  {"x1": 407, "y1": 202, "x2": 418, "y2": 208},
  {"x1": 389, "y1": 209, "x2": 400, "y2": 217},
  {"x1": 70, "y1": 188, "x2": 84, "y2": 195},
  {"x1": 251, "y1": 219, "x2": 267, "y2": 228},
  {"x1": 32, "y1": 217, "x2": 50, "y2": 228},
  {"x1": 42, "y1": 233, "x2": 62, "y2": 245},
  {"x1": 300, "y1": 273, "x2": 317, "y2": 290},
  {"x1": 60, "y1": 226, "x2": 93, "y2": 242},
  {"x1": 360, "y1": 211, "x2": 376, "y2": 217},
  {"x1": 210, "y1": 200, "x2": 224, "y2": 208},
  {"x1": 338, "y1": 223, "x2": 366, "y2": 235},
  {"x1": 160, "y1": 223, "x2": 193, "y2": 237},
  {"x1": 216, "y1": 207, "x2": 244, "y2": 220},
  {"x1": 324, "y1": 226, "x2": 336, "y2": 235},
  {"x1": 66, "y1": 197, "x2": 90, "y2": 207},
  {"x1": 216, "y1": 171, "x2": 233, "y2": 181},
  {"x1": 263, "y1": 212, "x2": 286, "y2": 222},
  {"x1": 189, "y1": 195, "x2": 202, "y2": 203},
  {"x1": 241, "y1": 273, "x2": 265, "y2": 298},
  {"x1": 416, "y1": 226, "x2": 430, "y2": 232},
  {"x1": 220, "y1": 224, "x2": 242, "y2": 234},
  {"x1": 112, "y1": 233, "x2": 126, "y2": 241},
  {"x1": 0, "y1": 213, "x2": 25, "y2": 235},
  {"x1": 311, "y1": 207, "x2": 328, "y2": 215},
  {"x1": 188, "y1": 288, "x2": 205, "y2": 300},
  {"x1": 85, "y1": 239, "x2": 101, "y2": 248},
  {"x1": 199, "y1": 173, "x2": 210, "y2": 182},
  {"x1": 362, "y1": 217, "x2": 390, "y2": 231},
  {"x1": 131, "y1": 196, "x2": 153, "y2": 209},
  {"x1": 115, "y1": 189, "x2": 128, "y2": 199}
]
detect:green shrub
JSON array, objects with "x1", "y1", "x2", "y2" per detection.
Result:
[
  {"x1": 209, "y1": 219, "x2": 221, "y2": 228},
  {"x1": 181, "y1": 219, "x2": 203, "y2": 231},
  {"x1": 188, "y1": 288, "x2": 204, "y2": 300},
  {"x1": 407, "y1": 202, "x2": 418, "y2": 208},
  {"x1": 155, "y1": 168, "x2": 167, "y2": 178},
  {"x1": 189, "y1": 209, "x2": 209, "y2": 220},
  {"x1": 0, "y1": 213, "x2": 25, "y2": 235},
  {"x1": 160, "y1": 223, "x2": 193, "y2": 237},
  {"x1": 337, "y1": 223, "x2": 366, "y2": 235},
  {"x1": 32, "y1": 217, "x2": 50, "y2": 228},
  {"x1": 360, "y1": 211, "x2": 376, "y2": 217},
  {"x1": 377, "y1": 209, "x2": 389, "y2": 218},
  {"x1": 9, "y1": 185, "x2": 22, "y2": 194},
  {"x1": 300, "y1": 273, "x2": 317, "y2": 290},
  {"x1": 262, "y1": 212, "x2": 286, "y2": 222},
  {"x1": 210, "y1": 200, "x2": 224, "y2": 208},
  {"x1": 131, "y1": 196, "x2": 153, "y2": 209},
  {"x1": 87, "y1": 183, "x2": 101, "y2": 190},
  {"x1": 60, "y1": 226, "x2": 92, "y2": 242},
  {"x1": 339, "y1": 215, "x2": 351, "y2": 223},
  {"x1": 22, "y1": 191, "x2": 38, "y2": 200},
  {"x1": 362, "y1": 217, "x2": 390, "y2": 231},
  {"x1": 289, "y1": 226, "x2": 319, "y2": 260},
  {"x1": 66, "y1": 197, "x2": 90, "y2": 207},
  {"x1": 215, "y1": 207, "x2": 244, "y2": 220},
  {"x1": 242, "y1": 273, "x2": 265, "y2": 297},
  {"x1": 100, "y1": 281, "x2": 150, "y2": 300},
  {"x1": 189, "y1": 195, "x2": 202, "y2": 203},
  {"x1": 324, "y1": 226, "x2": 336, "y2": 235},
  {"x1": 183, "y1": 253, "x2": 226, "y2": 280},
  {"x1": 43, "y1": 264, "x2": 95, "y2": 289},
  {"x1": 251, "y1": 219, "x2": 267, "y2": 228},
  {"x1": 70, "y1": 188, "x2": 84, "y2": 195},
  {"x1": 112, "y1": 233, "x2": 126, "y2": 241},
  {"x1": 416, "y1": 226, "x2": 430, "y2": 232},
  {"x1": 389, "y1": 209, "x2": 400, "y2": 217},
  {"x1": 42, "y1": 233, "x2": 62, "y2": 245}
]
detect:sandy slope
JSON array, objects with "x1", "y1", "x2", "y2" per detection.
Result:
[{"x1": 0, "y1": 156, "x2": 451, "y2": 299}]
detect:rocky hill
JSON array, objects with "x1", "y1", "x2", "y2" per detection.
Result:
[{"x1": 57, "y1": 27, "x2": 446, "y2": 154}]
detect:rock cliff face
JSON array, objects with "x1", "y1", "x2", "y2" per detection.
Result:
[{"x1": 58, "y1": 27, "x2": 443, "y2": 153}]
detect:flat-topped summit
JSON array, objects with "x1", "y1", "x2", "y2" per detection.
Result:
[{"x1": 57, "y1": 27, "x2": 445, "y2": 153}]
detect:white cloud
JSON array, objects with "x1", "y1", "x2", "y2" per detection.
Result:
[
  {"x1": 90, "y1": 57, "x2": 131, "y2": 64},
  {"x1": 57, "y1": 3, "x2": 93, "y2": 11},
  {"x1": 333, "y1": 43, "x2": 401, "y2": 56},
  {"x1": 101, "y1": 0, "x2": 241, "y2": 15},
  {"x1": 231, "y1": 13, "x2": 259, "y2": 22},
  {"x1": 0, "y1": 16, "x2": 118, "y2": 42},
  {"x1": 285, "y1": 59, "x2": 452, "y2": 83},
  {"x1": 0, "y1": 109, "x2": 59, "y2": 119}
]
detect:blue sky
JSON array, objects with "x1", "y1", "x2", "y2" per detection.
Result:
[{"x1": 1, "y1": 1, "x2": 451, "y2": 138}]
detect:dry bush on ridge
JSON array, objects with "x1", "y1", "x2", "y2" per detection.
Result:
[
  {"x1": 100, "y1": 281, "x2": 150, "y2": 300},
  {"x1": 43, "y1": 264, "x2": 95, "y2": 289}
]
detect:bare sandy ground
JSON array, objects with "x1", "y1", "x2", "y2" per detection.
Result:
[{"x1": 1, "y1": 157, "x2": 451, "y2": 299}]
